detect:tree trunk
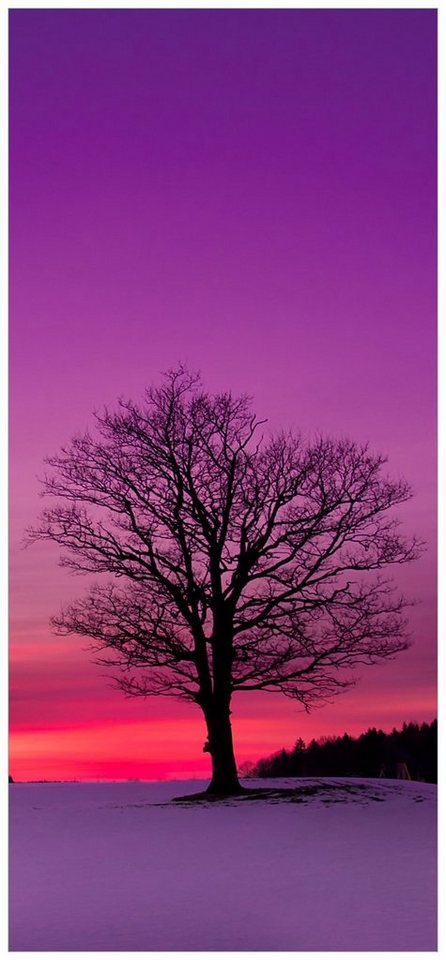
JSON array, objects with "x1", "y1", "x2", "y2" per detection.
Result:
[{"x1": 204, "y1": 705, "x2": 244, "y2": 795}]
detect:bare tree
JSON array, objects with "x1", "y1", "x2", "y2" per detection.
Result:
[{"x1": 29, "y1": 367, "x2": 420, "y2": 795}]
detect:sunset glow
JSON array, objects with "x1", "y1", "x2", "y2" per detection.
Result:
[{"x1": 10, "y1": 9, "x2": 436, "y2": 781}]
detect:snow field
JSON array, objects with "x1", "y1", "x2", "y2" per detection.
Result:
[{"x1": 9, "y1": 777, "x2": 437, "y2": 951}]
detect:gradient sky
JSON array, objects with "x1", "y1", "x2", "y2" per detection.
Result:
[{"x1": 9, "y1": 9, "x2": 436, "y2": 781}]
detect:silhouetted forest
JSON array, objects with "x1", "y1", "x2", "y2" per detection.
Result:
[{"x1": 245, "y1": 720, "x2": 437, "y2": 783}]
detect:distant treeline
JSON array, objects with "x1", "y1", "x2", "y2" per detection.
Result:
[{"x1": 245, "y1": 720, "x2": 437, "y2": 783}]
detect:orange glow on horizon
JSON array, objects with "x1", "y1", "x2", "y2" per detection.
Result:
[{"x1": 9, "y1": 695, "x2": 437, "y2": 782}]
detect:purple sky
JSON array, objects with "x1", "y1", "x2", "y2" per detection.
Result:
[{"x1": 10, "y1": 9, "x2": 436, "y2": 780}]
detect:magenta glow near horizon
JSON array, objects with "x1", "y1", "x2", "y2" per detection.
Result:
[{"x1": 9, "y1": 9, "x2": 436, "y2": 781}]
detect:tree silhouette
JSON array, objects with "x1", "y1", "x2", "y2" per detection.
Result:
[
  {"x1": 30, "y1": 367, "x2": 420, "y2": 795},
  {"x1": 250, "y1": 720, "x2": 437, "y2": 783}
]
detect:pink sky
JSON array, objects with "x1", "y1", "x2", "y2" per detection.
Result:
[{"x1": 9, "y1": 9, "x2": 436, "y2": 780}]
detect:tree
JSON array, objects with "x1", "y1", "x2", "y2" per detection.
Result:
[
  {"x1": 29, "y1": 367, "x2": 420, "y2": 795},
  {"x1": 249, "y1": 720, "x2": 437, "y2": 782}
]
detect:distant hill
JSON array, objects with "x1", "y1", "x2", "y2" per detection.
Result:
[{"x1": 244, "y1": 720, "x2": 437, "y2": 783}]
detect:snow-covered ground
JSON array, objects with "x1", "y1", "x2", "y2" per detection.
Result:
[{"x1": 9, "y1": 777, "x2": 436, "y2": 951}]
